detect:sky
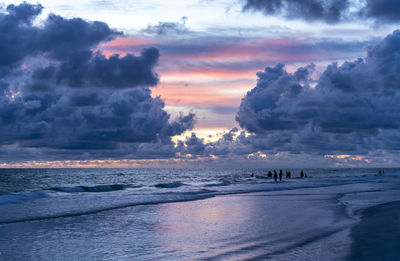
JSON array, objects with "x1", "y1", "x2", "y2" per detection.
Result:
[{"x1": 1, "y1": 0, "x2": 400, "y2": 167}]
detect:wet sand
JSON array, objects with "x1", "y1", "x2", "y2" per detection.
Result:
[{"x1": 348, "y1": 201, "x2": 400, "y2": 261}]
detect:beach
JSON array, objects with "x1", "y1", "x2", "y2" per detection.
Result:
[
  {"x1": 0, "y1": 190, "x2": 352, "y2": 260},
  {"x1": 349, "y1": 201, "x2": 400, "y2": 261},
  {"x1": 0, "y1": 168, "x2": 399, "y2": 260}
]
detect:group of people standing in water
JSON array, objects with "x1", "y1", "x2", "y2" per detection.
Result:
[{"x1": 250, "y1": 170, "x2": 308, "y2": 182}]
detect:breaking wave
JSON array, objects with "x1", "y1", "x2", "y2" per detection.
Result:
[
  {"x1": 50, "y1": 184, "x2": 128, "y2": 193},
  {"x1": 0, "y1": 191, "x2": 48, "y2": 205}
]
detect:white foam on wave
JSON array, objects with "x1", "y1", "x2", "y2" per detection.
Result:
[
  {"x1": 339, "y1": 189, "x2": 400, "y2": 215},
  {"x1": 336, "y1": 171, "x2": 400, "y2": 215}
]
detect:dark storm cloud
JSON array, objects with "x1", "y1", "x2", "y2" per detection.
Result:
[
  {"x1": 0, "y1": 3, "x2": 119, "y2": 72},
  {"x1": 183, "y1": 133, "x2": 206, "y2": 156},
  {"x1": 361, "y1": 0, "x2": 400, "y2": 23},
  {"x1": 242, "y1": 0, "x2": 400, "y2": 24},
  {"x1": 51, "y1": 47, "x2": 159, "y2": 88},
  {"x1": 0, "y1": 87, "x2": 194, "y2": 148},
  {"x1": 0, "y1": 3, "x2": 195, "y2": 162},
  {"x1": 38, "y1": 13, "x2": 121, "y2": 59},
  {"x1": 0, "y1": 2, "x2": 159, "y2": 88},
  {"x1": 242, "y1": 0, "x2": 350, "y2": 23},
  {"x1": 234, "y1": 29, "x2": 400, "y2": 154}
]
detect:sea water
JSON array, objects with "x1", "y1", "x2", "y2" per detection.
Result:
[{"x1": 0, "y1": 168, "x2": 399, "y2": 260}]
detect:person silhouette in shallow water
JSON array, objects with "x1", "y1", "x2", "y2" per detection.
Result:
[
  {"x1": 274, "y1": 171, "x2": 277, "y2": 182},
  {"x1": 250, "y1": 173, "x2": 254, "y2": 178},
  {"x1": 268, "y1": 171, "x2": 272, "y2": 178},
  {"x1": 279, "y1": 170, "x2": 283, "y2": 181},
  {"x1": 300, "y1": 170, "x2": 304, "y2": 178}
]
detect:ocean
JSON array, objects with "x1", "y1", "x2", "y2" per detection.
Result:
[{"x1": 1, "y1": 168, "x2": 399, "y2": 260}]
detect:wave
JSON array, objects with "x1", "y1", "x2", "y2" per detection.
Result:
[
  {"x1": 2, "y1": 175, "x2": 397, "y2": 225},
  {"x1": 205, "y1": 181, "x2": 231, "y2": 187},
  {"x1": 0, "y1": 191, "x2": 48, "y2": 205},
  {"x1": 50, "y1": 184, "x2": 127, "y2": 193},
  {"x1": 154, "y1": 181, "x2": 185, "y2": 188},
  {"x1": 0, "y1": 193, "x2": 213, "y2": 224}
]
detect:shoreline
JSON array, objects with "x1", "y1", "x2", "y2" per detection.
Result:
[{"x1": 348, "y1": 200, "x2": 400, "y2": 260}]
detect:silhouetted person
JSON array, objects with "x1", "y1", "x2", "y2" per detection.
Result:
[
  {"x1": 378, "y1": 170, "x2": 382, "y2": 175},
  {"x1": 279, "y1": 170, "x2": 283, "y2": 181},
  {"x1": 274, "y1": 171, "x2": 277, "y2": 182},
  {"x1": 251, "y1": 173, "x2": 254, "y2": 178},
  {"x1": 300, "y1": 170, "x2": 304, "y2": 178},
  {"x1": 268, "y1": 171, "x2": 272, "y2": 178}
]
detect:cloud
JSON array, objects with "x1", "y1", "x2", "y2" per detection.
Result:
[
  {"x1": 0, "y1": 2, "x2": 120, "y2": 74},
  {"x1": 183, "y1": 133, "x2": 206, "y2": 156},
  {"x1": 102, "y1": 34, "x2": 372, "y2": 78},
  {"x1": 242, "y1": 0, "x2": 350, "y2": 23},
  {"x1": 50, "y1": 47, "x2": 160, "y2": 88},
  {"x1": 234, "y1": 29, "x2": 400, "y2": 155},
  {"x1": 241, "y1": 0, "x2": 400, "y2": 24},
  {"x1": 360, "y1": 0, "x2": 400, "y2": 23},
  {"x1": 142, "y1": 17, "x2": 188, "y2": 35},
  {"x1": 0, "y1": 84, "x2": 195, "y2": 159},
  {"x1": 0, "y1": 3, "x2": 195, "y2": 162},
  {"x1": 1, "y1": 2, "x2": 159, "y2": 89}
]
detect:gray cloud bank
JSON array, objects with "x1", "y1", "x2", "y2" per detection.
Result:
[
  {"x1": 242, "y1": 0, "x2": 400, "y2": 24},
  {"x1": 0, "y1": 3, "x2": 195, "y2": 162},
  {"x1": 222, "y1": 29, "x2": 400, "y2": 157}
]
